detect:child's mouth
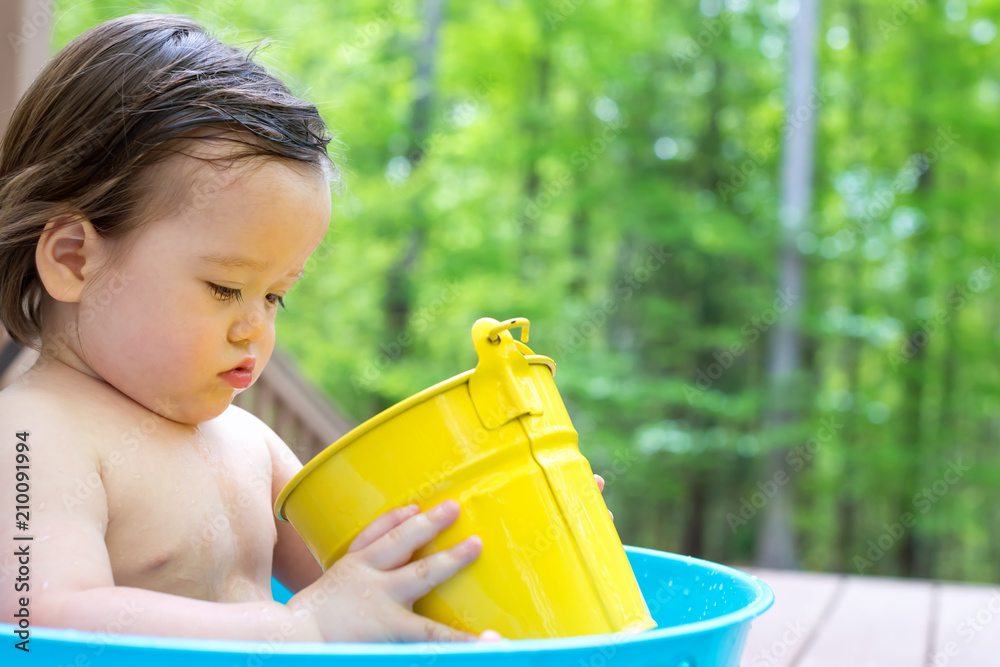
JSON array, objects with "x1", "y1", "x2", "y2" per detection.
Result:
[{"x1": 219, "y1": 358, "x2": 255, "y2": 389}]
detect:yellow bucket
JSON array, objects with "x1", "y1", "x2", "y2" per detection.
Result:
[{"x1": 274, "y1": 317, "x2": 656, "y2": 639}]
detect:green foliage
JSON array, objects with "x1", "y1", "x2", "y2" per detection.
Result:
[{"x1": 54, "y1": 0, "x2": 1000, "y2": 582}]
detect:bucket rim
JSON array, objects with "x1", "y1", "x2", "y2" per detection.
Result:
[{"x1": 274, "y1": 355, "x2": 555, "y2": 521}]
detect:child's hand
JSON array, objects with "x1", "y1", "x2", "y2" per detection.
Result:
[
  {"x1": 287, "y1": 500, "x2": 503, "y2": 642},
  {"x1": 594, "y1": 474, "x2": 614, "y2": 522}
]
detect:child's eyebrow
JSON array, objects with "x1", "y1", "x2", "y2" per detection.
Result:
[{"x1": 200, "y1": 253, "x2": 303, "y2": 279}]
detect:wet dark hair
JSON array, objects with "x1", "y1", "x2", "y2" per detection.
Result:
[{"x1": 0, "y1": 13, "x2": 338, "y2": 348}]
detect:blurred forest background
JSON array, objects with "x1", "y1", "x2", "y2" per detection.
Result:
[{"x1": 53, "y1": 0, "x2": 1000, "y2": 584}]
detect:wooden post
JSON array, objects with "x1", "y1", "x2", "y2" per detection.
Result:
[
  {"x1": 0, "y1": 1, "x2": 52, "y2": 372},
  {"x1": 0, "y1": 0, "x2": 53, "y2": 138}
]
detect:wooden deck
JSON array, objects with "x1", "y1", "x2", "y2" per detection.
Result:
[{"x1": 740, "y1": 568, "x2": 1000, "y2": 666}]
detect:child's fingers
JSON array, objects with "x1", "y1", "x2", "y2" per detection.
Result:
[
  {"x1": 362, "y1": 499, "x2": 461, "y2": 570},
  {"x1": 594, "y1": 474, "x2": 605, "y2": 492},
  {"x1": 390, "y1": 612, "x2": 479, "y2": 643},
  {"x1": 348, "y1": 504, "x2": 421, "y2": 554},
  {"x1": 390, "y1": 535, "x2": 483, "y2": 604}
]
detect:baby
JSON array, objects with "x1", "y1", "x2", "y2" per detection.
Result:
[{"x1": 0, "y1": 13, "x2": 524, "y2": 644}]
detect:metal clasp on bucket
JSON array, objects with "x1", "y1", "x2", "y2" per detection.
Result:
[{"x1": 468, "y1": 317, "x2": 547, "y2": 429}]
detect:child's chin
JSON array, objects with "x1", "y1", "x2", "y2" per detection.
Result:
[{"x1": 145, "y1": 395, "x2": 231, "y2": 426}]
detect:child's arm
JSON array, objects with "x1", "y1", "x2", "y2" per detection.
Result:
[
  {"x1": 0, "y1": 400, "x2": 314, "y2": 640},
  {"x1": 262, "y1": 420, "x2": 324, "y2": 594},
  {"x1": 1, "y1": 400, "x2": 485, "y2": 642}
]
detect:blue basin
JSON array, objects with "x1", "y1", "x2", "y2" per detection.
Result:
[{"x1": 2, "y1": 546, "x2": 773, "y2": 666}]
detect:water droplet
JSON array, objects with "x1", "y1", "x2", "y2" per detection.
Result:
[
  {"x1": 361, "y1": 587, "x2": 372, "y2": 599},
  {"x1": 38, "y1": 502, "x2": 46, "y2": 511},
  {"x1": 42, "y1": 581, "x2": 49, "y2": 590},
  {"x1": 134, "y1": 474, "x2": 142, "y2": 480}
]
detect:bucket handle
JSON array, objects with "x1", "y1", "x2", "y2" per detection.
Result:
[
  {"x1": 469, "y1": 317, "x2": 544, "y2": 429},
  {"x1": 486, "y1": 318, "x2": 530, "y2": 344}
]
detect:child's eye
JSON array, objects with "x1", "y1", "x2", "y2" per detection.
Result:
[
  {"x1": 209, "y1": 284, "x2": 287, "y2": 311},
  {"x1": 209, "y1": 283, "x2": 243, "y2": 304}
]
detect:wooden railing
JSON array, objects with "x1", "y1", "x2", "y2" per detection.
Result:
[{"x1": 232, "y1": 347, "x2": 353, "y2": 462}]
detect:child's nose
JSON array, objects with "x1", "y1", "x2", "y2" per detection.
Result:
[{"x1": 227, "y1": 306, "x2": 268, "y2": 344}]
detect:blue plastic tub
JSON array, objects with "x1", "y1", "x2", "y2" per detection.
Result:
[{"x1": 3, "y1": 547, "x2": 773, "y2": 666}]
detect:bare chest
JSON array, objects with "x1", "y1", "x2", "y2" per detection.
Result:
[{"x1": 96, "y1": 422, "x2": 277, "y2": 602}]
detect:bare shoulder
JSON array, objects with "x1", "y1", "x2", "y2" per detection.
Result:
[
  {"x1": 221, "y1": 402, "x2": 275, "y2": 437},
  {"x1": 0, "y1": 377, "x2": 115, "y2": 618},
  {"x1": 0, "y1": 377, "x2": 100, "y2": 463},
  {"x1": 222, "y1": 404, "x2": 300, "y2": 463},
  {"x1": 218, "y1": 403, "x2": 285, "y2": 459}
]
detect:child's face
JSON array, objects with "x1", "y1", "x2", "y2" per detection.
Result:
[{"x1": 76, "y1": 154, "x2": 331, "y2": 425}]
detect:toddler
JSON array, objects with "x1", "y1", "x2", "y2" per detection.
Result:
[{"x1": 0, "y1": 13, "x2": 517, "y2": 643}]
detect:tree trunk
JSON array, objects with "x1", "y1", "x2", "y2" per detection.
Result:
[
  {"x1": 516, "y1": 49, "x2": 551, "y2": 265},
  {"x1": 897, "y1": 143, "x2": 934, "y2": 578},
  {"x1": 381, "y1": 0, "x2": 445, "y2": 372},
  {"x1": 755, "y1": 0, "x2": 820, "y2": 569}
]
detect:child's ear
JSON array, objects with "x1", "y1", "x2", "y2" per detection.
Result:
[{"x1": 35, "y1": 215, "x2": 109, "y2": 303}]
